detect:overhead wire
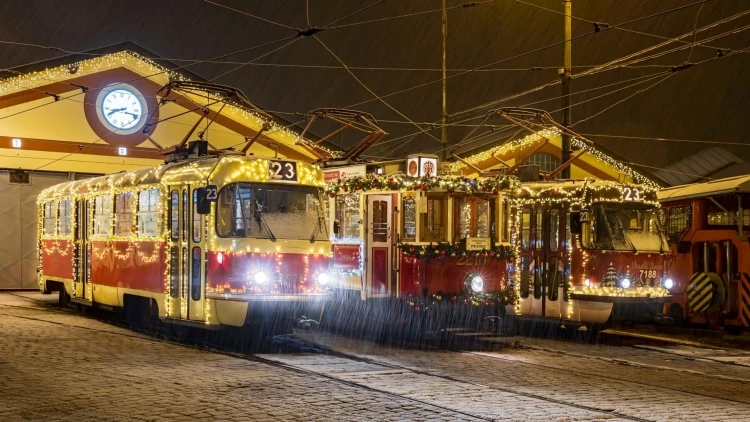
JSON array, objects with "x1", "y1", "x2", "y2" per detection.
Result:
[
  {"x1": 324, "y1": 0, "x2": 497, "y2": 30},
  {"x1": 312, "y1": 34, "x2": 442, "y2": 144},
  {"x1": 341, "y1": 0, "x2": 713, "y2": 111},
  {"x1": 202, "y1": 0, "x2": 298, "y2": 30},
  {"x1": 512, "y1": 0, "x2": 725, "y2": 52},
  {"x1": 447, "y1": 9, "x2": 750, "y2": 121},
  {"x1": 207, "y1": 36, "x2": 304, "y2": 82}
]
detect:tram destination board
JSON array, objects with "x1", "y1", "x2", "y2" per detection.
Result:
[{"x1": 269, "y1": 160, "x2": 298, "y2": 182}]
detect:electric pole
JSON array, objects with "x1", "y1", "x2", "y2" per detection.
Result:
[
  {"x1": 561, "y1": 0, "x2": 572, "y2": 179},
  {"x1": 441, "y1": 0, "x2": 449, "y2": 161}
]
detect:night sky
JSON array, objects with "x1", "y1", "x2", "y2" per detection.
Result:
[{"x1": 1, "y1": 0, "x2": 748, "y2": 172}]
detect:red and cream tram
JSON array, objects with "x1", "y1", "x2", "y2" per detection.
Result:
[
  {"x1": 511, "y1": 180, "x2": 672, "y2": 326},
  {"x1": 659, "y1": 175, "x2": 750, "y2": 329},
  {"x1": 323, "y1": 157, "x2": 518, "y2": 332},
  {"x1": 38, "y1": 152, "x2": 332, "y2": 327}
]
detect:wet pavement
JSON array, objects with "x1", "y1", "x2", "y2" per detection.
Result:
[{"x1": 2, "y1": 291, "x2": 750, "y2": 421}]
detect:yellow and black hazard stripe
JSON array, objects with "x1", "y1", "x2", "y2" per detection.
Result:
[
  {"x1": 740, "y1": 273, "x2": 750, "y2": 328},
  {"x1": 687, "y1": 272, "x2": 714, "y2": 313}
]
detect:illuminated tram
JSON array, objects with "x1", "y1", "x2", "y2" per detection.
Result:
[
  {"x1": 38, "y1": 150, "x2": 333, "y2": 328},
  {"x1": 658, "y1": 175, "x2": 750, "y2": 329},
  {"x1": 511, "y1": 179, "x2": 672, "y2": 326},
  {"x1": 323, "y1": 156, "x2": 517, "y2": 329}
]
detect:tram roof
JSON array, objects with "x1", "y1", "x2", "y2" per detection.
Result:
[
  {"x1": 658, "y1": 174, "x2": 750, "y2": 202},
  {"x1": 38, "y1": 155, "x2": 323, "y2": 201}
]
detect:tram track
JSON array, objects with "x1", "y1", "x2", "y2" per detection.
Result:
[
  {"x1": 5, "y1": 295, "x2": 750, "y2": 421},
  {"x1": 0, "y1": 296, "x2": 646, "y2": 421}
]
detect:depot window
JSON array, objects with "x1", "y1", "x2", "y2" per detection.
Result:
[
  {"x1": 521, "y1": 208, "x2": 531, "y2": 251},
  {"x1": 420, "y1": 193, "x2": 447, "y2": 243},
  {"x1": 137, "y1": 189, "x2": 160, "y2": 238},
  {"x1": 455, "y1": 196, "x2": 492, "y2": 241},
  {"x1": 93, "y1": 196, "x2": 112, "y2": 237},
  {"x1": 43, "y1": 202, "x2": 56, "y2": 236},
  {"x1": 58, "y1": 200, "x2": 73, "y2": 237},
  {"x1": 114, "y1": 192, "x2": 134, "y2": 236},
  {"x1": 334, "y1": 193, "x2": 360, "y2": 240}
]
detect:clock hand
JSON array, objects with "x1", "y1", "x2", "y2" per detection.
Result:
[
  {"x1": 122, "y1": 111, "x2": 140, "y2": 118},
  {"x1": 106, "y1": 107, "x2": 126, "y2": 116}
]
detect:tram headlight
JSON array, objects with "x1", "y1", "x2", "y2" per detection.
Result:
[
  {"x1": 254, "y1": 271, "x2": 268, "y2": 284},
  {"x1": 584, "y1": 278, "x2": 591, "y2": 287},
  {"x1": 664, "y1": 278, "x2": 674, "y2": 290},
  {"x1": 316, "y1": 272, "x2": 330, "y2": 285},
  {"x1": 470, "y1": 276, "x2": 484, "y2": 293},
  {"x1": 620, "y1": 278, "x2": 631, "y2": 289}
]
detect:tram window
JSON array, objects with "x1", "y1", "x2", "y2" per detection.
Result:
[
  {"x1": 501, "y1": 199, "x2": 511, "y2": 242},
  {"x1": 114, "y1": 192, "x2": 134, "y2": 236},
  {"x1": 216, "y1": 183, "x2": 328, "y2": 240},
  {"x1": 169, "y1": 246, "x2": 179, "y2": 299},
  {"x1": 137, "y1": 189, "x2": 160, "y2": 237},
  {"x1": 58, "y1": 200, "x2": 73, "y2": 237},
  {"x1": 191, "y1": 247, "x2": 201, "y2": 301},
  {"x1": 455, "y1": 197, "x2": 491, "y2": 240},
  {"x1": 334, "y1": 193, "x2": 361, "y2": 240},
  {"x1": 520, "y1": 255, "x2": 530, "y2": 298},
  {"x1": 93, "y1": 196, "x2": 112, "y2": 237},
  {"x1": 667, "y1": 205, "x2": 691, "y2": 244},
  {"x1": 420, "y1": 194, "x2": 446, "y2": 242},
  {"x1": 43, "y1": 202, "x2": 56, "y2": 236},
  {"x1": 548, "y1": 257, "x2": 560, "y2": 301},
  {"x1": 535, "y1": 211, "x2": 543, "y2": 250},
  {"x1": 170, "y1": 190, "x2": 179, "y2": 241},
  {"x1": 521, "y1": 209, "x2": 531, "y2": 251},
  {"x1": 193, "y1": 190, "x2": 202, "y2": 242},
  {"x1": 532, "y1": 256, "x2": 542, "y2": 300},
  {"x1": 402, "y1": 195, "x2": 416, "y2": 242},
  {"x1": 549, "y1": 209, "x2": 559, "y2": 252},
  {"x1": 182, "y1": 189, "x2": 188, "y2": 240}
]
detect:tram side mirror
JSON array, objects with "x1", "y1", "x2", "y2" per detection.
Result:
[
  {"x1": 570, "y1": 212, "x2": 583, "y2": 234},
  {"x1": 195, "y1": 187, "x2": 211, "y2": 215},
  {"x1": 333, "y1": 220, "x2": 340, "y2": 236}
]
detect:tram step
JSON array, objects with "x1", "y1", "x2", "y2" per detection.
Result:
[{"x1": 70, "y1": 298, "x2": 92, "y2": 306}]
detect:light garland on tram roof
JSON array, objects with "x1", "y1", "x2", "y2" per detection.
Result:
[
  {"x1": 0, "y1": 50, "x2": 326, "y2": 154},
  {"x1": 448, "y1": 128, "x2": 658, "y2": 188},
  {"x1": 570, "y1": 285, "x2": 669, "y2": 298},
  {"x1": 325, "y1": 174, "x2": 519, "y2": 196}
]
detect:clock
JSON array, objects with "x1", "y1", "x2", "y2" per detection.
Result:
[{"x1": 95, "y1": 83, "x2": 148, "y2": 135}]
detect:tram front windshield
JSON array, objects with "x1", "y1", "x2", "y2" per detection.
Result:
[
  {"x1": 585, "y1": 204, "x2": 666, "y2": 252},
  {"x1": 217, "y1": 183, "x2": 328, "y2": 240}
]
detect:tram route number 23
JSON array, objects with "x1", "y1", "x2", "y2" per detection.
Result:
[
  {"x1": 623, "y1": 187, "x2": 641, "y2": 201},
  {"x1": 269, "y1": 160, "x2": 298, "y2": 181}
]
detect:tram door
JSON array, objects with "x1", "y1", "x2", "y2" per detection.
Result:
[
  {"x1": 167, "y1": 186, "x2": 190, "y2": 320},
  {"x1": 541, "y1": 206, "x2": 565, "y2": 318},
  {"x1": 366, "y1": 195, "x2": 392, "y2": 297},
  {"x1": 74, "y1": 199, "x2": 91, "y2": 302},
  {"x1": 187, "y1": 188, "x2": 206, "y2": 321}
]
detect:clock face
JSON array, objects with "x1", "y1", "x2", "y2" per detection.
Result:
[{"x1": 101, "y1": 88, "x2": 144, "y2": 130}]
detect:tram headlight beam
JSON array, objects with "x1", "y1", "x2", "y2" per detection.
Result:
[{"x1": 664, "y1": 278, "x2": 674, "y2": 290}]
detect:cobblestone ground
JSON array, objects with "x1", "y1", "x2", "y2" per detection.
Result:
[{"x1": 1, "y1": 292, "x2": 749, "y2": 421}]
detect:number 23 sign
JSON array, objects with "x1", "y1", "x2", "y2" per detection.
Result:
[{"x1": 269, "y1": 160, "x2": 297, "y2": 181}]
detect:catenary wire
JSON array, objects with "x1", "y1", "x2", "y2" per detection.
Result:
[
  {"x1": 202, "y1": 0, "x2": 298, "y2": 30},
  {"x1": 447, "y1": 10, "x2": 750, "y2": 121},
  {"x1": 341, "y1": 0, "x2": 713, "y2": 111},
  {"x1": 324, "y1": 0, "x2": 497, "y2": 30},
  {"x1": 312, "y1": 34, "x2": 442, "y2": 144}
]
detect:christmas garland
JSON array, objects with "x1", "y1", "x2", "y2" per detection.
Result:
[
  {"x1": 404, "y1": 289, "x2": 518, "y2": 309},
  {"x1": 399, "y1": 241, "x2": 515, "y2": 260},
  {"x1": 326, "y1": 174, "x2": 518, "y2": 197}
]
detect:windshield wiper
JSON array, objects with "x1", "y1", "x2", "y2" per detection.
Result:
[{"x1": 254, "y1": 199, "x2": 276, "y2": 242}]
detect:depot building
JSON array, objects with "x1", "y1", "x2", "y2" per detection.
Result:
[{"x1": 0, "y1": 44, "x2": 328, "y2": 289}]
